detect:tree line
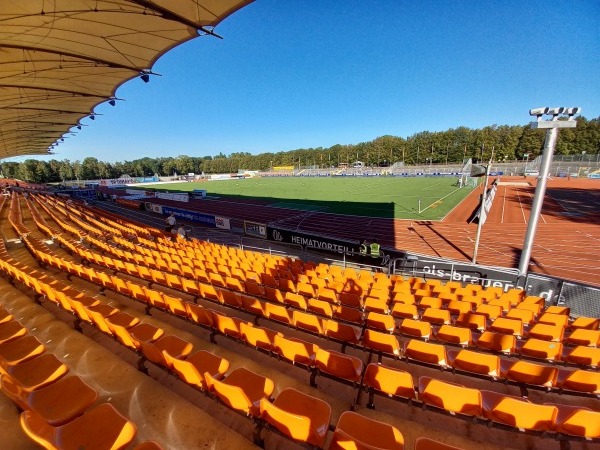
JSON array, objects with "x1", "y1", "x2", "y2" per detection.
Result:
[{"x1": 2, "y1": 116, "x2": 598, "y2": 184}]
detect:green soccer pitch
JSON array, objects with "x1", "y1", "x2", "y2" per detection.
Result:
[{"x1": 140, "y1": 176, "x2": 478, "y2": 220}]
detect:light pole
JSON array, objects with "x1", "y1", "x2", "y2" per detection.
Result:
[{"x1": 518, "y1": 107, "x2": 580, "y2": 281}]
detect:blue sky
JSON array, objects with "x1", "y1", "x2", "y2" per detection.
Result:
[{"x1": 25, "y1": 1, "x2": 600, "y2": 163}]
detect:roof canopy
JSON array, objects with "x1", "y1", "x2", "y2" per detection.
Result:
[{"x1": 0, "y1": 0, "x2": 252, "y2": 160}]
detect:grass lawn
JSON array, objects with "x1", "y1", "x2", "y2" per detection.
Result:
[{"x1": 138, "y1": 176, "x2": 477, "y2": 220}]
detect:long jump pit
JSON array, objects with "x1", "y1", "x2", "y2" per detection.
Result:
[{"x1": 496, "y1": 181, "x2": 532, "y2": 187}]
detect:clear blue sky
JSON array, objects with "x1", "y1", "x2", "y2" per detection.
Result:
[{"x1": 21, "y1": 1, "x2": 600, "y2": 163}]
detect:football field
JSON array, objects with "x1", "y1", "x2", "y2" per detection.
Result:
[{"x1": 142, "y1": 176, "x2": 477, "y2": 220}]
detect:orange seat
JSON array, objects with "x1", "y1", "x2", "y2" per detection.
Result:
[
  {"x1": 475, "y1": 331, "x2": 516, "y2": 354},
  {"x1": 362, "y1": 329, "x2": 401, "y2": 356},
  {"x1": 489, "y1": 317, "x2": 524, "y2": 338},
  {"x1": 259, "y1": 387, "x2": 331, "y2": 448},
  {"x1": 564, "y1": 345, "x2": 600, "y2": 367},
  {"x1": 307, "y1": 298, "x2": 335, "y2": 318},
  {"x1": 528, "y1": 323, "x2": 564, "y2": 342},
  {"x1": 556, "y1": 368, "x2": 600, "y2": 394},
  {"x1": 554, "y1": 407, "x2": 600, "y2": 439},
  {"x1": 400, "y1": 318, "x2": 431, "y2": 340},
  {"x1": 264, "y1": 303, "x2": 292, "y2": 326},
  {"x1": 485, "y1": 395, "x2": 557, "y2": 432},
  {"x1": 435, "y1": 325, "x2": 472, "y2": 347},
  {"x1": 418, "y1": 376, "x2": 482, "y2": 417},
  {"x1": 505, "y1": 308, "x2": 535, "y2": 326},
  {"x1": 205, "y1": 367, "x2": 274, "y2": 417},
  {"x1": 240, "y1": 323, "x2": 282, "y2": 352},
  {"x1": 293, "y1": 310, "x2": 325, "y2": 335},
  {"x1": 501, "y1": 360, "x2": 558, "y2": 388},
  {"x1": 163, "y1": 350, "x2": 229, "y2": 391},
  {"x1": 454, "y1": 313, "x2": 486, "y2": 332},
  {"x1": 403, "y1": 340, "x2": 447, "y2": 368},
  {"x1": 363, "y1": 296, "x2": 389, "y2": 314},
  {"x1": 323, "y1": 320, "x2": 361, "y2": 345},
  {"x1": 421, "y1": 308, "x2": 451, "y2": 325},
  {"x1": 0, "y1": 335, "x2": 45, "y2": 369},
  {"x1": 141, "y1": 334, "x2": 193, "y2": 369},
  {"x1": 447, "y1": 349, "x2": 500, "y2": 378},
  {"x1": 0, "y1": 320, "x2": 27, "y2": 344},
  {"x1": 329, "y1": 410, "x2": 404, "y2": 450},
  {"x1": 284, "y1": 291, "x2": 308, "y2": 310},
  {"x1": 2, "y1": 374, "x2": 98, "y2": 426},
  {"x1": 334, "y1": 305, "x2": 364, "y2": 325},
  {"x1": 566, "y1": 329, "x2": 600, "y2": 347},
  {"x1": 518, "y1": 338, "x2": 563, "y2": 362},
  {"x1": 366, "y1": 311, "x2": 396, "y2": 332},
  {"x1": 569, "y1": 316, "x2": 599, "y2": 331},
  {"x1": 20, "y1": 402, "x2": 136, "y2": 450},
  {"x1": 474, "y1": 304, "x2": 502, "y2": 320},
  {"x1": 5, "y1": 353, "x2": 69, "y2": 391},
  {"x1": 391, "y1": 303, "x2": 418, "y2": 319},
  {"x1": 446, "y1": 300, "x2": 472, "y2": 315},
  {"x1": 537, "y1": 312, "x2": 569, "y2": 328},
  {"x1": 273, "y1": 335, "x2": 318, "y2": 366},
  {"x1": 314, "y1": 348, "x2": 362, "y2": 383},
  {"x1": 362, "y1": 363, "x2": 416, "y2": 402}
]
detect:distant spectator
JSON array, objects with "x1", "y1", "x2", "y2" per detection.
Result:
[{"x1": 165, "y1": 213, "x2": 176, "y2": 232}]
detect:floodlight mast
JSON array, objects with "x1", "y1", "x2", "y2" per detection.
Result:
[{"x1": 517, "y1": 107, "x2": 580, "y2": 284}]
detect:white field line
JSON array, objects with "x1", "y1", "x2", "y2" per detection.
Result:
[
  {"x1": 526, "y1": 191, "x2": 546, "y2": 224},
  {"x1": 419, "y1": 186, "x2": 463, "y2": 214},
  {"x1": 501, "y1": 187, "x2": 506, "y2": 223},
  {"x1": 516, "y1": 189, "x2": 527, "y2": 223}
]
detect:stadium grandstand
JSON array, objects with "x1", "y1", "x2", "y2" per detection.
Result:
[{"x1": 1, "y1": 2, "x2": 599, "y2": 450}]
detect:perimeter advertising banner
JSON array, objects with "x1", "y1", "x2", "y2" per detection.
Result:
[
  {"x1": 162, "y1": 206, "x2": 216, "y2": 227},
  {"x1": 267, "y1": 226, "x2": 359, "y2": 255},
  {"x1": 244, "y1": 221, "x2": 267, "y2": 238}
]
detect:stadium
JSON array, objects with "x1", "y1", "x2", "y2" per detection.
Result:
[{"x1": 0, "y1": 2, "x2": 599, "y2": 450}]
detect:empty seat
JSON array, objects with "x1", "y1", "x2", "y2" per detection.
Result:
[
  {"x1": 566, "y1": 328, "x2": 600, "y2": 347},
  {"x1": 323, "y1": 320, "x2": 361, "y2": 345},
  {"x1": 446, "y1": 300, "x2": 472, "y2": 316},
  {"x1": 259, "y1": 387, "x2": 331, "y2": 448},
  {"x1": 2, "y1": 374, "x2": 98, "y2": 426},
  {"x1": 362, "y1": 363, "x2": 416, "y2": 402},
  {"x1": 391, "y1": 303, "x2": 418, "y2": 320},
  {"x1": 264, "y1": 303, "x2": 292, "y2": 326},
  {"x1": 314, "y1": 348, "x2": 363, "y2": 384},
  {"x1": 505, "y1": 308, "x2": 535, "y2": 326},
  {"x1": 527, "y1": 323, "x2": 564, "y2": 342},
  {"x1": 454, "y1": 313, "x2": 486, "y2": 332},
  {"x1": 475, "y1": 331, "x2": 516, "y2": 354},
  {"x1": 5, "y1": 353, "x2": 69, "y2": 391},
  {"x1": 418, "y1": 376, "x2": 482, "y2": 418},
  {"x1": 205, "y1": 367, "x2": 274, "y2": 417},
  {"x1": 447, "y1": 349, "x2": 500, "y2": 378},
  {"x1": 556, "y1": 368, "x2": 600, "y2": 394},
  {"x1": 293, "y1": 310, "x2": 325, "y2": 334},
  {"x1": 501, "y1": 360, "x2": 558, "y2": 388},
  {"x1": 0, "y1": 335, "x2": 45, "y2": 369},
  {"x1": 564, "y1": 345, "x2": 600, "y2": 367},
  {"x1": 212, "y1": 312, "x2": 248, "y2": 340},
  {"x1": 284, "y1": 291, "x2": 308, "y2": 310},
  {"x1": 570, "y1": 316, "x2": 599, "y2": 331},
  {"x1": 484, "y1": 395, "x2": 557, "y2": 432},
  {"x1": 366, "y1": 311, "x2": 396, "y2": 332},
  {"x1": 399, "y1": 318, "x2": 431, "y2": 340},
  {"x1": 404, "y1": 340, "x2": 447, "y2": 368},
  {"x1": 474, "y1": 304, "x2": 502, "y2": 320},
  {"x1": 240, "y1": 323, "x2": 281, "y2": 352},
  {"x1": 273, "y1": 335, "x2": 318, "y2": 366},
  {"x1": 489, "y1": 317, "x2": 524, "y2": 338},
  {"x1": 554, "y1": 406, "x2": 600, "y2": 439},
  {"x1": 20, "y1": 402, "x2": 136, "y2": 450},
  {"x1": 435, "y1": 325, "x2": 472, "y2": 347},
  {"x1": 518, "y1": 338, "x2": 563, "y2": 362},
  {"x1": 0, "y1": 320, "x2": 27, "y2": 344},
  {"x1": 329, "y1": 410, "x2": 404, "y2": 450},
  {"x1": 363, "y1": 296, "x2": 389, "y2": 314},
  {"x1": 334, "y1": 305, "x2": 364, "y2": 325},
  {"x1": 163, "y1": 350, "x2": 229, "y2": 391},
  {"x1": 362, "y1": 329, "x2": 401, "y2": 357},
  {"x1": 421, "y1": 308, "x2": 451, "y2": 325},
  {"x1": 141, "y1": 334, "x2": 193, "y2": 369}
]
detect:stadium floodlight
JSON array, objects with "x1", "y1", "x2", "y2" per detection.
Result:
[
  {"x1": 564, "y1": 107, "x2": 581, "y2": 119},
  {"x1": 518, "y1": 106, "x2": 580, "y2": 283},
  {"x1": 546, "y1": 107, "x2": 565, "y2": 118},
  {"x1": 529, "y1": 107, "x2": 549, "y2": 120}
]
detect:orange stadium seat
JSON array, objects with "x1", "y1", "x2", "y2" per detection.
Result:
[
  {"x1": 418, "y1": 376, "x2": 482, "y2": 418},
  {"x1": 481, "y1": 391, "x2": 557, "y2": 432},
  {"x1": 362, "y1": 329, "x2": 401, "y2": 357},
  {"x1": 5, "y1": 353, "x2": 69, "y2": 391},
  {"x1": 501, "y1": 360, "x2": 558, "y2": 388},
  {"x1": 362, "y1": 363, "x2": 416, "y2": 405},
  {"x1": 447, "y1": 349, "x2": 500, "y2": 378},
  {"x1": 20, "y1": 403, "x2": 136, "y2": 450},
  {"x1": 475, "y1": 331, "x2": 516, "y2": 354},
  {"x1": 435, "y1": 325, "x2": 473, "y2": 347},
  {"x1": 273, "y1": 335, "x2": 319, "y2": 366},
  {"x1": 366, "y1": 311, "x2": 396, "y2": 332},
  {"x1": 314, "y1": 348, "x2": 363, "y2": 384},
  {"x1": 163, "y1": 350, "x2": 230, "y2": 391},
  {"x1": 205, "y1": 367, "x2": 274, "y2": 417},
  {"x1": 400, "y1": 318, "x2": 432, "y2": 340},
  {"x1": 329, "y1": 411, "x2": 404, "y2": 450},
  {"x1": 240, "y1": 323, "x2": 282, "y2": 352},
  {"x1": 259, "y1": 387, "x2": 331, "y2": 448},
  {"x1": 293, "y1": 310, "x2": 325, "y2": 335},
  {"x1": 566, "y1": 328, "x2": 600, "y2": 347},
  {"x1": 323, "y1": 320, "x2": 362, "y2": 346},
  {"x1": 403, "y1": 340, "x2": 447, "y2": 368}
]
